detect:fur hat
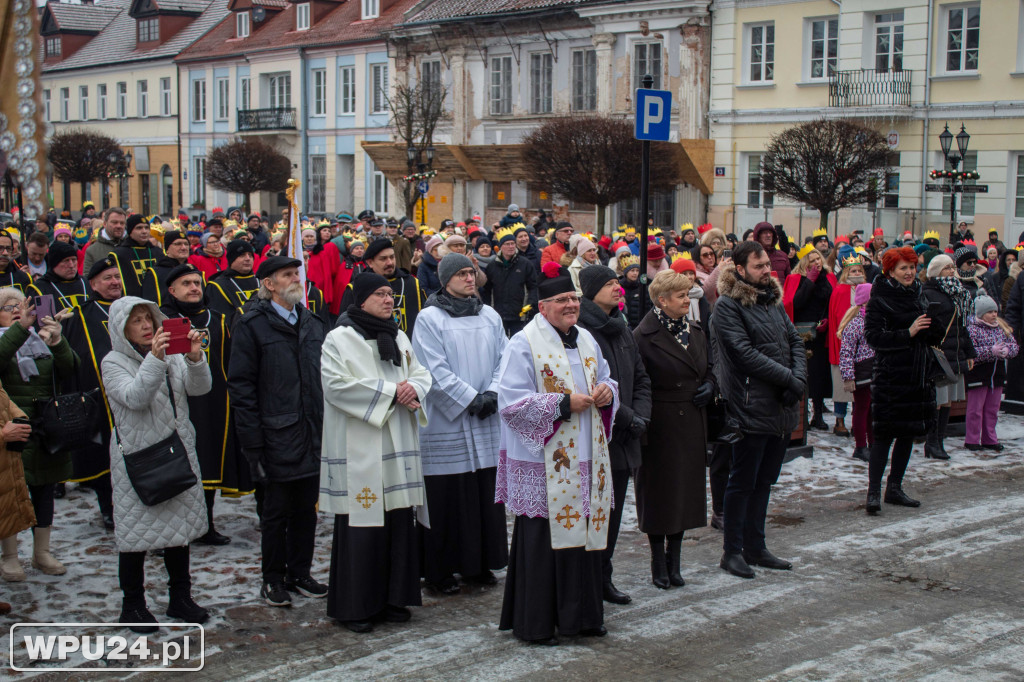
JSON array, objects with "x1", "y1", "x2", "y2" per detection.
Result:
[{"x1": 927, "y1": 254, "x2": 955, "y2": 279}]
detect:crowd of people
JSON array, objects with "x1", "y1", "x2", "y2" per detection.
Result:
[{"x1": 1, "y1": 200, "x2": 1022, "y2": 645}]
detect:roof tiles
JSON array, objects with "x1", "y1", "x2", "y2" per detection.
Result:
[
  {"x1": 403, "y1": 0, "x2": 605, "y2": 24},
  {"x1": 47, "y1": 3, "x2": 121, "y2": 33}
]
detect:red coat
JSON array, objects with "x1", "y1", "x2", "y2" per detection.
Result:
[
  {"x1": 189, "y1": 252, "x2": 228, "y2": 282},
  {"x1": 304, "y1": 242, "x2": 347, "y2": 316},
  {"x1": 783, "y1": 271, "x2": 837, "y2": 321},
  {"x1": 541, "y1": 241, "x2": 567, "y2": 265},
  {"x1": 827, "y1": 283, "x2": 855, "y2": 365}
]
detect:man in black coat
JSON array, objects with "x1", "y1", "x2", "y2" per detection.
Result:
[
  {"x1": 481, "y1": 232, "x2": 538, "y2": 337},
  {"x1": 514, "y1": 226, "x2": 541, "y2": 273},
  {"x1": 0, "y1": 231, "x2": 32, "y2": 293},
  {"x1": 576, "y1": 265, "x2": 651, "y2": 606},
  {"x1": 112, "y1": 214, "x2": 163, "y2": 298},
  {"x1": 141, "y1": 230, "x2": 192, "y2": 306},
  {"x1": 28, "y1": 241, "x2": 91, "y2": 311},
  {"x1": 227, "y1": 256, "x2": 328, "y2": 608},
  {"x1": 709, "y1": 242, "x2": 806, "y2": 580}
]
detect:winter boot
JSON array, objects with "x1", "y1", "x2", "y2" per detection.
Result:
[
  {"x1": 31, "y1": 527, "x2": 66, "y2": 575},
  {"x1": 833, "y1": 418, "x2": 850, "y2": 437},
  {"x1": 666, "y1": 535, "x2": 685, "y2": 587},
  {"x1": 649, "y1": 541, "x2": 669, "y2": 590},
  {"x1": 924, "y1": 428, "x2": 949, "y2": 460},
  {"x1": 1, "y1": 536, "x2": 25, "y2": 582},
  {"x1": 936, "y1": 406, "x2": 951, "y2": 458},
  {"x1": 119, "y1": 599, "x2": 158, "y2": 634},
  {"x1": 884, "y1": 481, "x2": 921, "y2": 507},
  {"x1": 866, "y1": 490, "x2": 882, "y2": 515},
  {"x1": 809, "y1": 412, "x2": 829, "y2": 431},
  {"x1": 166, "y1": 590, "x2": 209, "y2": 624}
]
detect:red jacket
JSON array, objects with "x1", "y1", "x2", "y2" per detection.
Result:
[
  {"x1": 304, "y1": 242, "x2": 347, "y2": 316},
  {"x1": 188, "y1": 252, "x2": 228, "y2": 282},
  {"x1": 541, "y1": 241, "x2": 567, "y2": 265}
]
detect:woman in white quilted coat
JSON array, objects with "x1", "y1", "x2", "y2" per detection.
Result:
[{"x1": 101, "y1": 296, "x2": 211, "y2": 633}]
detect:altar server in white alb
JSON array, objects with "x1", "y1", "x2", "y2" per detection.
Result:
[
  {"x1": 496, "y1": 262, "x2": 619, "y2": 645},
  {"x1": 411, "y1": 253, "x2": 509, "y2": 596},
  {"x1": 319, "y1": 273, "x2": 433, "y2": 634}
]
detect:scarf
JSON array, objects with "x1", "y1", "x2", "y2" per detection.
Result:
[
  {"x1": 933, "y1": 275, "x2": 974, "y2": 321},
  {"x1": 0, "y1": 325, "x2": 52, "y2": 382},
  {"x1": 345, "y1": 305, "x2": 401, "y2": 366},
  {"x1": 424, "y1": 290, "x2": 483, "y2": 318},
  {"x1": 654, "y1": 306, "x2": 690, "y2": 349},
  {"x1": 163, "y1": 295, "x2": 206, "y2": 318}
]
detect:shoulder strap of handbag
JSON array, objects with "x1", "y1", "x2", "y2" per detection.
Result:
[{"x1": 115, "y1": 369, "x2": 176, "y2": 448}]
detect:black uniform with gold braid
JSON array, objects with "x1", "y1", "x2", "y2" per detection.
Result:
[
  {"x1": 141, "y1": 255, "x2": 196, "y2": 306},
  {"x1": 112, "y1": 242, "x2": 164, "y2": 298},
  {"x1": 337, "y1": 269, "x2": 424, "y2": 335},
  {"x1": 28, "y1": 273, "x2": 92, "y2": 312},
  {"x1": 0, "y1": 263, "x2": 32, "y2": 294},
  {"x1": 305, "y1": 280, "x2": 332, "y2": 328},
  {"x1": 207, "y1": 270, "x2": 259, "y2": 330}
]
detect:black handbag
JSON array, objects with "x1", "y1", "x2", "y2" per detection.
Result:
[
  {"x1": 117, "y1": 372, "x2": 197, "y2": 506},
  {"x1": 929, "y1": 312, "x2": 958, "y2": 388},
  {"x1": 34, "y1": 370, "x2": 102, "y2": 456},
  {"x1": 853, "y1": 357, "x2": 874, "y2": 387},
  {"x1": 706, "y1": 394, "x2": 740, "y2": 444}
]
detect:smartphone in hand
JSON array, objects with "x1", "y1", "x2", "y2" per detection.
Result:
[
  {"x1": 32, "y1": 295, "x2": 55, "y2": 331},
  {"x1": 162, "y1": 317, "x2": 192, "y2": 355}
]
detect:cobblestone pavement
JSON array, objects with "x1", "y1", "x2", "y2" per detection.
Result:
[{"x1": 4, "y1": 423, "x2": 1024, "y2": 680}]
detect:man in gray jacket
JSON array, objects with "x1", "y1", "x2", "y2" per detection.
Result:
[{"x1": 82, "y1": 207, "x2": 127, "y2": 276}]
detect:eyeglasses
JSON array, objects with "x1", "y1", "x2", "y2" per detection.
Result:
[
  {"x1": 0, "y1": 305, "x2": 18, "y2": 312},
  {"x1": 454, "y1": 269, "x2": 476, "y2": 279},
  {"x1": 0, "y1": 246, "x2": 13, "y2": 253},
  {"x1": 370, "y1": 291, "x2": 393, "y2": 300},
  {"x1": 546, "y1": 295, "x2": 579, "y2": 305}
]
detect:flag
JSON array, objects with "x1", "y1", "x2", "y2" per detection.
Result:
[{"x1": 285, "y1": 179, "x2": 307, "y2": 304}]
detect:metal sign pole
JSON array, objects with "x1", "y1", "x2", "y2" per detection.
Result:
[{"x1": 638, "y1": 74, "x2": 653, "y2": 317}]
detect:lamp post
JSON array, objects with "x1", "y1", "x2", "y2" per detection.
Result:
[
  {"x1": 406, "y1": 145, "x2": 435, "y2": 226},
  {"x1": 937, "y1": 123, "x2": 971, "y2": 244}
]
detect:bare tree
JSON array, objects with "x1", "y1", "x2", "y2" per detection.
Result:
[
  {"x1": 384, "y1": 81, "x2": 450, "y2": 218},
  {"x1": 521, "y1": 115, "x2": 679, "y2": 233},
  {"x1": 48, "y1": 129, "x2": 124, "y2": 201},
  {"x1": 205, "y1": 138, "x2": 291, "y2": 211},
  {"x1": 760, "y1": 120, "x2": 892, "y2": 231}
]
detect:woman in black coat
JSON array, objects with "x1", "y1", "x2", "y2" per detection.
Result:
[
  {"x1": 633, "y1": 270, "x2": 713, "y2": 590},
  {"x1": 618, "y1": 257, "x2": 644, "y2": 329},
  {"x1": 784, "y1": 248, "x2": 834, "y2": 430},
  {"x1": 921, "y1": 253, "x2": 976, "y2": 460},
  {"x1": 864, "y1": 247, "x2": 937, "y2": 514}
]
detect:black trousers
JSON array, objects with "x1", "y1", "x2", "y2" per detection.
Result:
[
  {"x1": 28, "y1": 484, "x2": 55, "y2": 528},
  {"x1": 722, "y1": 434, "x2": 787, "y2": 556},
  {"x1": 601, "y1": 467, "x2": 630, "y2": 582},
  {"x1": 260, "y1": 476, "x2": 318, "y2": 584},
  {"x1": 708, "y1": 443, "x2": 731, "y2": 516},
  {"x1": 119, "y1": 545, "x2": 190, "y2": 607},
  {"x1": 82, "y1": 474, "x2": 113, "y2": 516},
  {"x1": 868, "y1": 436, "x2": 914, "y2": 493}
]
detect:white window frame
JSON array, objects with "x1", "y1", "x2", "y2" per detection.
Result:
[
  {"x1": 78, "y1": 85, "x2": 88, "y2": 120},
  {"x1": 942, "y1": 3, "x2": 980, "y2": 73},
  {"x1": 296, "y1": 2, "x2": 310, "y2": 30},
  {"x1": 529, "y1": 52, "x2": 553, "y2": 114},
  {"x1": 489, "y1": 55, "x2": 512, "y2": 116},
  {"x1": 312, "y1": 68, "x2": 326, "y2": 116},
  {"x1": 372, "y1": 166, "x2": 388, "y2": 214},
  {"x1": 421, "y1": 59, "x2": 442, "y2": 102},
  {"x1": 874, "y1": 11, "x2": 905, "y2": 72},
  {"x1": 805, "y1": 16, "x2": 838, "y2": 81},
  {"x1": 339, "y1": 66, "x2": 356, "y2": 114},
  {"x1": 571, "y1": 48, "x2": 597, "y2": 111},
  {"x1": 59, "y1": 87, "x2": 69, "y2": 122},
  {"x1": 239, "y1": 77, "x2": 250, "y2": 110},
  {"x1": 45, "y1": 37, "x2": 60, "y2": 58},
  {"x1": 269, "y1": 73, "x2": 291, "y2": 109},
  {"x1": 215, "y1": 77, "x2": 229, "y2": 121},
  {"x1": 192, "y1": 156, "x2": 206, "y2": 205},
  {"x1": 370, "y1": 63, "x2": 388, "y2": 114},
  {"x1": 160, "y1": 77, "x2": 171, "y2": 116},
  {"x1": 236, "y1": 11, "x2": 249, "y2": 39},
  {"x1": 1012, "y1": 153, "x2": 1024, "y2": 222},
  {"x1": 43, "y1": 89, "x2": 51, "y2": 122},
  {"x1": 98, "y1": 84, "x2": 107, "y2": 120},
  {"x1": 633, "y1": 41, "x2": 663, "y2": 90},
  {"x1": 137, "y1": 80, "x2": 148, "y2": 118},
  {"x1": 309, "y1": 155, "x2": 326, "y2": 212},
  {"x1": 192, "y1": 78, "x2": 206, "y2": 122},
  {"x1": 362, "y1": 0, "x2": 378, "y2": 20},
  {"x1": 117, "y1": 82, "x2": 127, "y2": 119},
  {"x1": 745, "y1": 153, "x2": 773, "y2": 209},
  {"x1": 137, "y1": 17, "x2": 158, "y2": 42},
  {"x1": 744, "y1": 22, "x2": 775, "y2": 84}
]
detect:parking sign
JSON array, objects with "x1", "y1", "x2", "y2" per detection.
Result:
[{"x1": 635, "y1": 88, "x2": 672, "y2": 141}]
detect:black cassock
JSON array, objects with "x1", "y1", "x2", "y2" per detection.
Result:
[
  {"x1": 161, "y1": 298, "x2": 252, "y2": 495},
  {"x1": 207, "y1": 271, "x2": 258, "y2": 330},
  {"x1": 141, "y1": 256, "x2": 191, "y2": 306},
  {"x1": 306, "y1": 281, "x2": 332, "y2": 328},
  {"x1": 112, "y1": 244, "x2": 164, "y2": 298},
  {"x1": 62, "y1": 295, "x2": 114, "y2": 482},
  {"x1": 29, "y1": 274, "x2": 92, "y2": 312}
]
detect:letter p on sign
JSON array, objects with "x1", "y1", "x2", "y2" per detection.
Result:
[{"x1": 634, "y1": 88, "x2": 672, "y2": 142}]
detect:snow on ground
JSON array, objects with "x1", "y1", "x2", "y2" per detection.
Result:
[{"x1": 2, "y1": 408, "x2": 1023, "y2": 675}]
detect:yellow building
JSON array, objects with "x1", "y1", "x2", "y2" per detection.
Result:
[
  {"x1": 39, "y1": 0, "x2": 228, "y2": 218},
  {"x1": 709, "y1": 0, "x2": 1024, "y2": 245}
]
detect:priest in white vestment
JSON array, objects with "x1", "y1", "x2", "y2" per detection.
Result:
[
  {"x1": 411, "y1": 253, "x2": 509, "y2": 595},
  {"x1": 319, "y1": 272, "x2": 432, "y2": 634},
  {"x1": 496, "y1": 262, "x2": 619, "y2": 644}
]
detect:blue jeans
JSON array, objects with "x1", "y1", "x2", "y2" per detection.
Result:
[
  {"x1": 834, "y1": 401, "x2": 848, "y2": 418},
  {"x1": 722, "y1": 433, "x2": 788, "y2": 556}
]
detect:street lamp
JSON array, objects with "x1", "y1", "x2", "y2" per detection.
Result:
[
  {"x1": 405, "y1": 145, "x2": 435, "y2": 225},
  {"x1": 935, "y1": 123, "x2": 973, "y2": 244}
]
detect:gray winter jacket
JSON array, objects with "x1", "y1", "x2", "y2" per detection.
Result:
[{"x1": 102, "y1": 296, "x2": 211, "y2": 552}]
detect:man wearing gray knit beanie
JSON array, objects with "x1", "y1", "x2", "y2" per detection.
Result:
[{"x1": 437, "y1": 253, "x2": 474, "y2": 290}]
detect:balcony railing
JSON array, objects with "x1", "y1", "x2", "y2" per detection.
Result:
[
  {"x1": 237, "y1": 108, "x2": 297, "y2": 131},
  {"x1": 828, "y1": 69, "x2": 912, "y2": 108}
]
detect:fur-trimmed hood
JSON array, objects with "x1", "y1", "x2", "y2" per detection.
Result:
[{"x1": 717, "y1": 262, "x2": 784, "y2": 307}]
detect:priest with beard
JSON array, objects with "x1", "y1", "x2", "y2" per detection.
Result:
[
  {"x1": 28, "y1": 241, "x2": 92, "y2": 311},
  {"x1": 112, "y1": 214, "x2": 164, "y2": 298},
  {"x1": 496, "y1": 262, "x2": 619, "y2": 645},
  {"x1": 207, "y1": 240, "x2": 259, "y2": 330},
  {"x1": 62, "y1": 255, "x2": 123, "y2": 530},
  {"x1": 410, "y1": 254, "x2": 509, "y2": 596},
  {"x1": 141, "y1": 231, "x2": 193, "y2": 306},
  {"x1": 161, "y1": 263, "x2": 251, "y2": 546},
  {"x1": 320, "y1": 273, "x2": 432, "y2": 633}
]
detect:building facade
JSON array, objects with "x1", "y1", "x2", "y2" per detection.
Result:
[
  {"x1": 39, "y1": 0, "x2": 228, "y2": 217},
  {"x1": 709, "y1": 0, "x2": 1024, "y2": 244}
]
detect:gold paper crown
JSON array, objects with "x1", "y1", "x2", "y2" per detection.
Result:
[
  {"x1": 149, "y1": 224, "x2": 165, "y2": 240},
  {"x1": 223, "y1": 219, "x2": 238, "y2": 229},
  {"x1": 797, "y1": 243, "x2": 817, "y2": 260},
  {"x1": 624, "y1": 226, "x2": 636, "y2": 235},
  {"x1": 923, "y1": 230, "x2": 941, "y2": 242},
  {"x1": 855, "y1": 246, "x2": 870, "y2": 257},
  {"x1": 494, "y1": 226, "x2": 515, "y2": 242},
  {"x1": 678, "y1": 250, "x2": 693, "y2": 260},
  {"x1": 679, "y1": 223, "x2": 694, "y2": 233},
  {"x1": 841, "y1": 253, "x2": 862, "y2": 268},
  {"x1": 618, "y1": 254, "x2": 640, "y2": 270},
  {"x1": 317, "y1": 219, "x2": 330, "y2": 228},
  {"x1": 812, "y1": 227, "x2": 828, "y2": 239},
  {"x1": 509, "y1": 222, "x2": 526, "y2": 232}
]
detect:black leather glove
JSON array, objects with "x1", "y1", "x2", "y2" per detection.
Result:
[
  {"x1": 476, "y1": 391, "x2": 498, "y2": 420},
  {"x1": 467, "y1": 392, "x2": 487, "y2": 416},
  {"x1": 693, "y1": 381, "x2": 714, "y2": 408},
  {"x1": 248, "y1": 456, "x2": 267, "y2": 484},
  {"x1": 628, "y1": 415, "x2": 648, "y2": 438},
  {"x1": 781, "y1": 389, "x2": 801, "y2": 407}
]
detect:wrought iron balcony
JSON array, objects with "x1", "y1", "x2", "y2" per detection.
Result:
[
  {"x1": 828, "y1": 69, "x2": 912, "y2": 108},
  {"x1": 237, "y1": 108, "x2": 297, "y2": 131}
]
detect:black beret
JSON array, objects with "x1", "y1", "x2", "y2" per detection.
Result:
[
  {"x1": 363, "y1": 238, "x2": 394, "y2": 262},
  {"x1": 45, "y1": 241, "x2": 79, "y2": 271},
  {"x1": 166, "y1": 263, "x2": 203, "y2": 287},
  {"x1": 225, "y1": 239, "x2": 256, "y2": 266},
  {"x1": 256, "y1": 256, "x2": 301, "y2": 280},
  {"x1": 87, "y1": 254, "x2": 119, "y2": 280}
]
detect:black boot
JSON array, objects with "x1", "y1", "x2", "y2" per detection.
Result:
[
  {"x1": 166, "y1": 591, "x2": 209, "y2": 623},
  {"x1": 884, "y1": 481, "x2": 920, "y2": 507},
  {"x1": 666, "y1": 535, "x2": 685, "y2": 587},
  {"x1": 649, "y1": 540, "x2": 669, "y2": 589},
  {"x1": 866, "y1": 490, "x2": 882, "y2": 515},
  {"x1": 852, "y1": 447, "x2": 870, "y2": 462},
  {"x1": 924, "y1": 429, "x2": 949, "y2": 460},
  {"x1": 120, "y1": 600, "x2": 158, "y2": 634},
  {"x1": 809, "y1": 412, "x2": 829, "y2": 431},
  {"x1": 936, "y1": 406, "x2": 950, "y2": 458}
]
